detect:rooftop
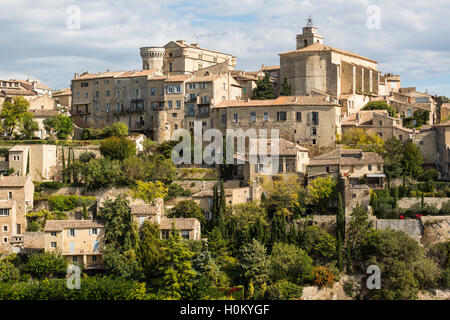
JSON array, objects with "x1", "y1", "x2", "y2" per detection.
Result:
[
  {"x1": 279, "y1": 42, "x2": 377, "y2": 64},
  {"x1": 213, "y1": 95, "x2": 338, "y2": 109},
  {"x1": 159, "y1": 218, "x2": 200, "y2": 230},
  {"x1": 308, "y1": 148, "x2": 383, "y2": 166},
  {"x1": 44, "y1": 220, "x2": 105, "y2": 231},
  {"x1": 0, "y1": 176, "x2": 32, "y2": 187}
]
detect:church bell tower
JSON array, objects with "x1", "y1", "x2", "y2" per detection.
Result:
[{"x1": 296, "y1": 16, "x2": 324, "y2": 50}]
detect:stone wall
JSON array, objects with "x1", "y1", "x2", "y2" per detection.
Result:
[
  {"x1": 398, "y1": 197, "x2": 450, "y2": 210},
  {"x1": 421, "y1": 216, "x2": 450, "y2": 245},
  {"x1": 376, "y1": 219, "x2": 423, "y2": 240}
]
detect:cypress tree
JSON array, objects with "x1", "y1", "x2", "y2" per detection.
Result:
[
  {"x1": 26, "y1": 151, "x2": 30, "y2": 176},
  {"x1": 280, "y1": 77, "x2": 293, "y2": 96},
  {"x1": 61, "y1": 147, "x2": 66, "y2": 183},
  {"x1": 336, "y1": 192, "x2": 345, "y2": 272},
  {"x1": 421, "y1": 191, "x2": 425, "y2": 208},
  {"x1": 393, "y1": 188, "x2": 399, "y2": 209},
  {"x1": 83, "y1": 202, "x2": 88, "y2": 220},
  {"x1": 252, "y1": 72, "x2": 275, "y2": 100},
  {"x1": 210, "y1": 184, "x2": 219, "y2": 231},
  {"x1": 218, "y1": 180, "x2": 226, "y2": 237},
  {"x1": 71, "y1": 147, "x2": 77, "y2": 184},
  {"x1": 67, "y1": 147, "x2": 72, "y2": 183}
]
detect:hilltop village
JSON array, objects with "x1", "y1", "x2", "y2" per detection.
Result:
[{"x1": 0, "y1": 19, "x2": 449, "y2": 300}]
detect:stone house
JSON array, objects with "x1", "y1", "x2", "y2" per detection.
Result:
[
  {"x1": 44, "y1": 220, "x2": 105, "y2": 270},
  {"x1": 0, "y1": 175, "x2": 34, "y2": 235},
  {"x1": 130, "y1": 198, "x2": 202, "y2": 240},
  {"x1": 0, "y1": 144, "x2": 58, "y2": 181},
  {"x1": 341, "y1": 110, "x2": 413, "y2": 142},
  {"x1": 0, "y1": 200, "x2": 18, "y2": 254},
  {"x1": 192, "y1": 187, "x2": 251, "y2": 220},
  {"x1": 211, "y1": 95, "x2": 341, "y2": 148},
  {"x1": 307, "y1": 148, "x2": 384, "y2": 187}
]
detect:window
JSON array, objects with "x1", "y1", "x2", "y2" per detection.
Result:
[
  {"x1": 296, "y1": 112, "x2": 302, "y2": 122},
  {"x1": 93, "y1": 240, "x2": 99, "y2": 252},
  {"x1": 95, "y1": 91, "x2": 99, "y2": 98},
  {"x1": 106, "y1": 90, "x2": 110, "y2": 97},
  {"x1": 201, "y1": 82, "x2": 207, "y2": 89},
  {"x1": 3, "y1": 237, "x2": 8, "y2": 243},
  {"x1": 76, "y1": 93, "x2": 80, "y2": 99},
  {"x1": 176, "y1": 100, "x2": 181, "y2": 109},
  {"x1": 0, "y1": 209, "x2": 10, "y2": 216},
  {"x1": 167, "y1": 86, "x2": 174, "y2": 93},
  {"x1": 94, "y1": 80, "x2": 99, "y2": 86},
  {"x1": 149, "y1": 88, "x2": 156, "y2": 96},
  {"x1": 187, "y1": 104, "x2": 195, "y2": 116},
  {"x1": 3, "y1": 226, "x2": 7, "y2": 232},
  {"x1": 136, "y1": 89, "x2": 140, "y2": 97},
  {"x1": 8, "y1": 192, "x2": 12, "y2": 200},
  {"x1": 91, "y1": 228, "x2": 98, "y2": 235},
  {"x1": 368, "y1": 165, "x2": 372, "y2": 171},
  {"x1": 312, "y1": 112, "x2": 319, "y2": 125},
  {"x1": 174, "y1": 124, "x2": 178, "y2": 130},
  {"x1": 264, "y1": 112, "x2": 269, "y2": 121},
  {"x1": 379, "y1": 120, "x2": 382, "y2": 126},
  {"x1": 168, "y1": 101, "x2": 173, "y2": 109},
  {"x1": 377, "y1": 164, "x2": 382, "y2": 171},
  {"x1": 277, "y1": 111, "x2": 287, "y2": 121},
  {"x1": 84, "y1": 93, "x2": 89, "y2": 98},
  {"x1": 326, "y1": 167, "x2": 330, "y2": 173},
  {"x1": 312, "y1": 139, "x2": 316, "y2": 145},
  {"x1": 69, "y1": 229, "x2": 76, "y2": 237},
  {"x1": 51, "y1": 231, "x2": 57, "y2": 237},
  {"x1": 172, "y1": 113, "x2": 178, "y2": 118},
  {"x1": 81, "y1": 82, "x2": 89, "y2": 87},
  {"x1": 92, "y1": 256, "x2": 97, "y2": 262},
  {"x1": 221, "y1": 114, "x2": 227, "y2": 124},
  {"x1": 233, "y1": 113, "x2": 238, "y2": 122},
  {"x1": 72, "y1": 256, "x2": 77, "y2": 263},
  {"x1": 169, "y1": 62, "x2": 173, "y2": 72},
  {"x1": 250, "y1": 112, "x2": 256, "y2": 122},
  {"x1": 181, "y1": 230, "x2": 190, "y2": 239},
  {"x1": 51, "y1": 242, "x2": 57, "y2": 248},
  {"x1": 399, "y1": 135, "x2": 403, "y2": 141},
  {"x1": 104, "y1": 79, "x2": 110, "y2": 85},
  {"x1": 311, "y1": 127, "x2": 317, "y2": 135},
  {"x1": 117, "y1": 91, "x2": 121, "y2": 97}
]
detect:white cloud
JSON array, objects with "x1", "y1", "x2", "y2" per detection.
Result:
[{"x1": 0, "y1": 0, "x2": 449, "y2": 95}]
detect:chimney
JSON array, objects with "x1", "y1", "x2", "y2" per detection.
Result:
[
  {"x1": 74, "y1": 73, "x2": 78, "y2": 79},
  {"x1": 191, "y1": 43, "x2": 199, "y2": 48}
]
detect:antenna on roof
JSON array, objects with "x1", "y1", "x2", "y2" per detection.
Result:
[{"x1": 306, "y1": 15, "x2": 314, "y2": 27}]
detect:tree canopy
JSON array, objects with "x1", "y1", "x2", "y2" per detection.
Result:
[
  {"x1": 252, "y1": 72, "x2": 275, "y2": 100},
  {"x1": 362, "y1": 101, "x2": 397, "y2": 117}
]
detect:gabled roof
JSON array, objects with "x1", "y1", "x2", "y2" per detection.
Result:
[
  {"x1": 249, "y1": 139, "x2": 308, "y2": 156},
  {"x1": 160, "y1": 218, "x2": 200, "y2": 230},
  {"x1": 44, "y1": 220, "x2": 105, "y2": 231},
  {"x1": 308, "y1": 148, "x2": 383, "y2": 167},
  {"x1": 279, "y1": 43, "x2": 377, "y2": 64},
  {"x1": 0, "y1": 176, "x2": 32, "y2": 187}
]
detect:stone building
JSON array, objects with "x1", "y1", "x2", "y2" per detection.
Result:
[
  {"x1": 0, "y1": 200, "x2": 18, "y2": 254},
  {"x1": 211, "y1": 95, "x2": 341, "y2": 148},
  {"x1": 0, "y1": 175, "x2": 34, "y2": 237},
  {"x1": 44, "y1": 220, "x2": 105, "y2": 270},
  {"x1": 280, "y1": 18, "x2": 380, "y2": 114},
  {"x1": 341, "y1": 110, "x2": 413, "y2": 143},
  {"x1": 0, "y1": 145, "x2": 58, "y2": 181},
  {"x1": 140, "y1": 40, "x2": 236, "y2": 75},
  {"x1": 307, "y1": 148, "x2": 384, "y2": 187},
  {"x1": 0, "y1": 78, "x2": 53, "y2": 107}
]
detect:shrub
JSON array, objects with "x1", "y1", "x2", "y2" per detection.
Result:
[
  {"x1": 26, "y1": 221, "x2": 41, "y2": 232},
  {"x1": 418, "y1": 169, "x2": 439, "y2": 182},
  {"x1": 79, "y1": 152, "x2": 96, "y2": 163},
  {"x1": 313, "y1": 266, "x2": 334, "y2": 288},
  {"x1": 265, "y1": 280, "x2": 303, "y2": 300},
  {"x1": 100, "y1": 136, "x2": 135, "y2": 161},
  {"x1": 48, "y1": 195, "x2": 78, "y2": 211},
  {"x1": 23, "y1": 252, "x2": 68, "y2": 279}
]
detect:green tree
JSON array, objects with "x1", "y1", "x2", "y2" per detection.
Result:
[
  {"x1": 82, "y1": 202, "x2": 88, "y2": 220},
  {"x1": 1, "y1": 96, "x2": 30, "y2": 136},
  {"x1": 168, "y1": 200, "x2": 206, "y2": 226},
  {"x1": 102, "y1": 122, "x2": 129, "y2": 138},
  {"x1": 158, "y1": 225, "x2": 197, "y2": 299},
  {"x1": 43, "y1": 114, "x2": 73, "y2": 140},
  {"x1": 307, "y1": 176, "x2": 337, "y2": 212},
  {"x1": 138, "y1": 221, "x2": 162, "y2": 281},
  {"x1": 238, "y1": 239, "x2": 270, "y2": 288},
  {"x1": 145, "y1": 154, "x2": 177, "y2": 184},
  {"x1": 132, "y1": 180, "x2": 168, "y2": 204},
  {"x1": 299, "y1": 226, "x2": 337, "y2": 261},
  {"x1": 383, "y1": 137, "x2": 404, "y2": 185},
  {"x1": 336, "y1": 192, "x2": 345, "y2": 272},
  {"x1": 280, "y1": 77, "x2": 293, "y2": 96},
  {"x1": 362, "y1": 101, "x2": 397, "y2": 117},
  {"x1": 402, "y1": 141, "x2": 423, "y2": 179},
  {"x1": 269, "y1": 242, "x2": 314, "y2": 285},
  {"x1": 346, "y1": 204, "x2": 371, "y2": 271},
  {"x1": 100, "y1": 136, "x2": 136, "y2": 161},
  {"x1": 18, "y1": 112, "x2": 38, "y2": 139},
  {"x1": 252, "y1": 72, "x2": 274, "y2": 100},
  {"x1": 23, "y1": 252, "x2": 68, "y2": 279},
  {"x1": 340, "y1": 128, "x2": 385, "y2": 154},
  {"x1": 83, "y1": 158, "x2": 123, "y2": 190},
  {"x1": 0, "y1": 254, "x2": 20, "y2": 282},
  {"x1": 122, "y1": 156, "x2": 146, "y2": 183}
]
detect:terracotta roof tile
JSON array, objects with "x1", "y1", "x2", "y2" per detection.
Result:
[
  {"x1": 159, "y1": 218, "x2": 200, "y2": 230},
  {"x1": 0, "y1": 176, "x2": 32, "y2": 187},
  {"x1": 44, "y1": 220, "x2": 105, "y2": 231}
]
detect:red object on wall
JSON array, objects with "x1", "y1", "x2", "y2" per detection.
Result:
[{"x1": 400, "y1": 215, "x2": 405, "y2": 220}]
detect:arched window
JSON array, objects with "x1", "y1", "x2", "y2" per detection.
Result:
[{"x1": 304, "y1": 39, "x2": 308, "y2": 47}]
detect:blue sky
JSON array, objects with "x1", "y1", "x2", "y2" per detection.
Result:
[{"x1": 1, "y1": 0, "x2": 449, "y2": 96}]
